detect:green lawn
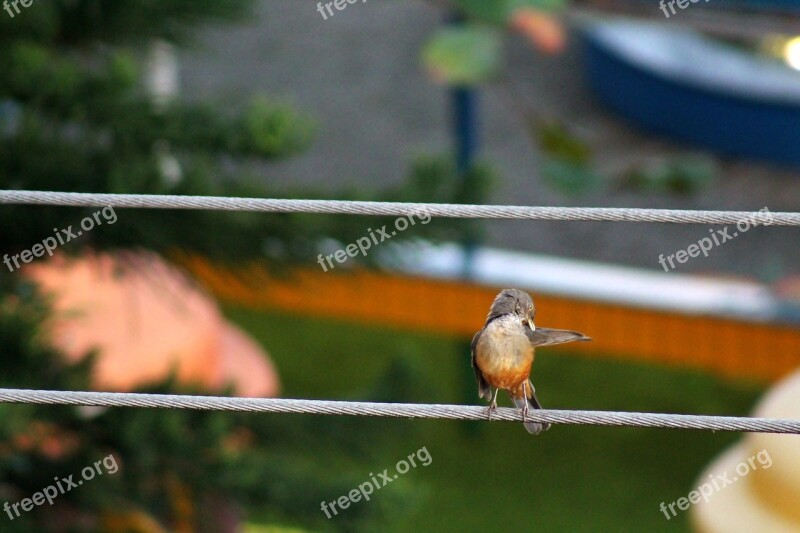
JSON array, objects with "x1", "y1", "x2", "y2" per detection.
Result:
[{"x1": 226, "y1": 306, "x2": 765, "y2": 533}]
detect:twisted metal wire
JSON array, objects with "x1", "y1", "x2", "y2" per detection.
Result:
[
  {"x1": 1, "y1": 190, "x2": 799, "y2": 225},
  {"x1": 1, "y1": 191, "x2": 796, "y2": 433},
  {"x1": 0, "y1": 388, "x2": 797, "y2": 434}
]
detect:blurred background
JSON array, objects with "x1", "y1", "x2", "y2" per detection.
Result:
[{"x1": 1, "y1": 0, "x2": 800, "y2": 531}]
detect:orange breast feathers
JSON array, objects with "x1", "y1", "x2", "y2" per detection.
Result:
[{"x1": 474, "y1": 317, "x2": 535, "y2": 391}]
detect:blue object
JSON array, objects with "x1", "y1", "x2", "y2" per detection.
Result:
[
  {"x1": 450, "y1": 86, "x2": 479, "y2": 278},
  {"x1": 452, "y1": 87, "x2": 479, "y2": 177},
  {"x1": 582, "y1": 21, "x2": 800, "y2": 166}
]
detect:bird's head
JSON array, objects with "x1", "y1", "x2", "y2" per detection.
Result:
[{"x1": 487, "y1": 288, "x2": 535, "y2": 330}]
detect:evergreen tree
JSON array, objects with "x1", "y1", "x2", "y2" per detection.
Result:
[{"x1": 0, "y1": 2, "x2": 489, "y2": 530}]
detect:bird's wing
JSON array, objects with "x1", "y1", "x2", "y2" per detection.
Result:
[
  {"x1": 527, "y1": 327, "x2": 591, "y2": 347},
  {"x1": 470, "y1": 329, "x2": 492, "y2": 400}
]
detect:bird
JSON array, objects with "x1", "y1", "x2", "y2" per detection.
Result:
[{"x1": 471, "y1": 288, "x2": 590, "y2": 435}]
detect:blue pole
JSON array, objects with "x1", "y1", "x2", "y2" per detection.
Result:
[
  {"x1": 450, "y1": 85, "x2": 479, "y2": 278},
  {"x1": 446, "y1": 10, "x2": 480, "y2": 279},
  {"x1": 448, "y1": 15, "x2": 482, "y2": 428}
]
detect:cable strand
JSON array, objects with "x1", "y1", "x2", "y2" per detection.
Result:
[
  {"x1": 1, "y1": 190, "x2": 799, "y2": 225},
  {"x1": 0, "y1": 388, "x2": 797, "y2": 434}
]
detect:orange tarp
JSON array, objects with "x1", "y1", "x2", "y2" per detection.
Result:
[{"x1": 184, "y1": 257, "x2": 800, "y2": 383}]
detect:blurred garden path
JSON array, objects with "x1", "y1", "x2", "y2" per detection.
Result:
[{"x1": 181, "y1": 0, "x2": 800, "y2": 281}]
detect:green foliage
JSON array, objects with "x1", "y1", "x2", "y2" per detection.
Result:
[
  {"x1": 526, "y1": 119, "x2": 716, "y2": 197},
  {"x1": 0, "y1": 277, "x2": 427, "y2": 531},
  {"x1": 541, "y1": 158, "x2": 603, "y2": 196},
  {"x1": 241, "y1": 97, "x2": 315, "y2": 157},
  {"x1": 0, "y1": 4, "x2": 490, "y2": 266},
  {"x1": 0, "y1": 0, "x2": 256, "y2": 46},
  {"x1": 0, "y1": 279, "x2": 93, "y2": 392},
  {"x1": 0, "y1": 32, "x2": 319, "y2": 264},
  {"x1": 452, "y1": 0, "x2": 565, "y2": 24},
  {"x1": 421, "y1": 0, "x2": 569, "y2": 87},
  {"x1": 620, "y1": 156, "x2": 718, "y2": 195},
  {"x1": 0, "y1": 1, "x2": 490, "y2": 530},
  {"x1": 537, "y1": 120, "x2": 591, "y2": 165},
  {"x1": 535, "y1": 120, "x2": 598, "y2": 195},
  {"x1": 422, "y1": 26, "x2": 503, "y2": 85},
  {"x1": 389, "y1": 153, "x2": 495, "y2": 242},
  {"x1": 392, "y1": 153, "x2": 494, "y2": 206}
]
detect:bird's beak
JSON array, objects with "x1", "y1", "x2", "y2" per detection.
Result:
[{"x1": 526, "y1": 316, "x2": 535, "y2": 331}]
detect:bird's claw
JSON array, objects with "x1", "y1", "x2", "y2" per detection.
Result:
[{"x1": 486, "y1": 389, "x2": 500, "y2": 421}]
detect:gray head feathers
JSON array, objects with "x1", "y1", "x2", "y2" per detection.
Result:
[{"x1": 486, "y1": 288, "x2": 534, "y2": 323}]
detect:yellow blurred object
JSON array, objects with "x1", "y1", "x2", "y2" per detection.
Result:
[
  {"x1": 100, "y1": 509, "x2": 169, "y2": 533},
  {"x1": 691, "y1": 369, "x2": 800, "y2": 532},
  {"x1": 783, "y1": 36, "x2": 800, "y2": 71}
]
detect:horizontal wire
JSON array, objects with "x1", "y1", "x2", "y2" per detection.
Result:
[
  {"x1": 2, "y1": 192, "x2": 796, "y2": 432},
  {"x1": 0, "y1": 388, "x2": 797, "y2": 434},
  {"x1": 1, "y1": 190, "x2": 799, "y2": 225}
]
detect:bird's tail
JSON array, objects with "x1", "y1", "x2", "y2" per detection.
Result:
[{"x1": 510, "y1": 380, "x2": 550, "y2": 435}]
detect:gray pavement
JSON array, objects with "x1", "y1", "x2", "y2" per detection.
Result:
[{"x1": 180, "y1": 0, "x2": 800, "y2": 281}]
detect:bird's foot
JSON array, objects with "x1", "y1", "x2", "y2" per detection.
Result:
[
  {"x1": 521, "y1": 382, "x2": 530, "y2": 421},
  {"x1": 487, "y1": 389, "x2": 500, "y2": 421},
  {"x1": 487, "y1": 400, "x2": 497, "y2": 421}
]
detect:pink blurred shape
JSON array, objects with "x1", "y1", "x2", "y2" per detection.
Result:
[{"x1": 26, "y1": 253, "x2": 279, "y2": 398}]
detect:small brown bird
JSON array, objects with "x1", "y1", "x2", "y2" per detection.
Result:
[{"x1": 471, "y1": 289, "x2": 590, "y2": 434}]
